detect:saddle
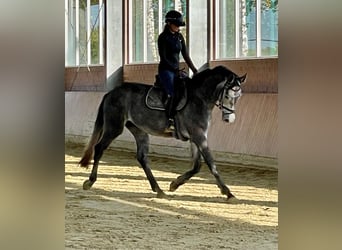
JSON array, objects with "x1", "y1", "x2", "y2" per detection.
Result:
[{"x1": 145, "y1": 75, "x2": 188, "y2": 111}]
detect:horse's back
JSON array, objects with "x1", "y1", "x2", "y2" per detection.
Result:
[
  {"x1": 104, "y1": 82, "x2": 147, "y2": 99},
  {"x1": 102, "y1": 82, "x2": 152, "y2": 115},
  {"x1": 118, "y1": 82, "x2": 151, "y2": 90}
]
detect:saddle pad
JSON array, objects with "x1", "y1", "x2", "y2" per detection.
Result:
[{"x1": 145, "y1": 87, "x2": 187, "y2": 111}]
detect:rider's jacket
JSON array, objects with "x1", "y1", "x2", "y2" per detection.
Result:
[{"x1": 157, "y1": 28, "x2": 187, "y2": 73}]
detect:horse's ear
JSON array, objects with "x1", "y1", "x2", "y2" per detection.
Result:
[
  {"x1": 239, "y1": 73, "x2": 247, "y2": 83},
  {"x1": 198, "y1": 63, "x2": 209, "y2": 72}
]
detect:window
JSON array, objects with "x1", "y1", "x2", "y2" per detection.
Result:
[
  {"x1": 129, "y1": 0, "x2": 187, "y2": 63},
  {"x1": 65, "y1": 0, "x2": 105, "y2": 66},
  {"x1": 215, "y1": 0, "x2": 278, "y2": 59}
]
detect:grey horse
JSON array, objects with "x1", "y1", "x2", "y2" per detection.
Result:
[{"x1": 79, "y1": 65, "x2": 246, "y2": 200}]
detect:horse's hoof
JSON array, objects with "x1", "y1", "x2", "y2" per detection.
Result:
[
  {"x1": 227, "y1": 196, "x2": 239, "y2": 204},
  {"x1": 156, "y1": 191, "x2": 167, "y2": 199},
  {"x1": 83, "y1": 180, "x2": 93, "y2": 190},
  {"x1": 169, "y1": 181, "x2": 178, "y2": 192}
]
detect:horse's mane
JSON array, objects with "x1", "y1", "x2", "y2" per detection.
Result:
[{"x1": 187, "y1": 66, "x2": 235, "y2": 90}]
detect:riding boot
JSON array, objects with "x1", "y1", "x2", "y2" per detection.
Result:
[{"x1": 165, "y1": 95, "x2": 175, "y2": 132}]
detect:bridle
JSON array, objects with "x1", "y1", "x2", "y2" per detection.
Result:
[{"x1": 216, "y1": 75, "x2": 242, "y2": 114}]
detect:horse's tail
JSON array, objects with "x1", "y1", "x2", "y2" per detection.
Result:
[{"x1": 79, "y1": 95, "x2": 106, "y2": 168}]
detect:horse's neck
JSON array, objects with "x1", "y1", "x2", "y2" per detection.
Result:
[
  {"x1": 186, "y1": 87, "x2": 217, "y2": 113},
  {"x1": 189, "y1": 81, "x2": 219, "y2": 104}
]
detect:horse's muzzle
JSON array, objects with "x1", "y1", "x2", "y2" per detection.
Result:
[{"x1": 222, "y1": 112, "x2": 236, "y2": 123}]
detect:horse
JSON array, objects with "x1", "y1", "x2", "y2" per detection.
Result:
[{"x1": 79, "y1": 65, "x2": 247, "y2": 200}]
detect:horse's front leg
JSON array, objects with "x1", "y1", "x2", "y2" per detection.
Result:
[
  {"x1": 169, "y1": 142, "x2": 202, "y2": 192},
  {"x1": 197, "y1": 140, "x2": 235, "y2": 200}
]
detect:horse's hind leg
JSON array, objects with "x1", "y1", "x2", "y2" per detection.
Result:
[
  {"x1": 83, "y1": 122, "x2": 124, "y2": 190},
  {"x1": 169, "y1": 142, "x2": 202, "y2": 192},
  {"x1": 126, "y1": 122, "x2": 166, "y2": 198}
]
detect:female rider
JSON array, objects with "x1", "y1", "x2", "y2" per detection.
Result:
[{"x1": 158, "y1": 10, "x2": 198, "y2": 132}]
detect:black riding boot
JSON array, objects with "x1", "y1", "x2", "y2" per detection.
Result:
[{"x1": 165, "y1": 95, "x2": 176, "y2": 131}]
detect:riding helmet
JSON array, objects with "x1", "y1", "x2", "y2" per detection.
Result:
[{"x1": 165, "y1": 10, "x2": 185, "y2": 27}]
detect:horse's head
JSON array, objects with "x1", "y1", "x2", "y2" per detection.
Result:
[
  {"x1": 218, "y1": 72, "x2": 247, "y2": 123},
  {"x1": 189, "y1": 66, "x2": 246, "y2": 123}
]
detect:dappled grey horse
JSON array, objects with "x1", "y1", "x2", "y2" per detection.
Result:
[{"x1": 79, "y1": 66, "x2": 246, "y2": 200}]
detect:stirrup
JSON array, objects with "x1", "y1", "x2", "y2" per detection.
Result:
[{"x1": 165, "y1": 118, "x2": 175, "y2": 132}]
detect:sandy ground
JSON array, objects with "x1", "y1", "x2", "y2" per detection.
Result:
[{"x1": 65, "y1": 143, "x2": 278, "y2": 249}]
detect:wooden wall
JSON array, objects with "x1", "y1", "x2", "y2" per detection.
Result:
[
  {"x1": 123, "y1": 62, "x2": 188, "y2": 84},
  {"x1": 210, "y1": 58, "x2": 278, "y2": 93},
  {"x1": 64, "y1": 66, "x2": 106, "y2": 91}
]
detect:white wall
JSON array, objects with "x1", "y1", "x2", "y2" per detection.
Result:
[
  {"x1": 188, "y1": 0, "x2": 208, "y2": 73},
  {"x1": 106, "y1": 0, "x2": 123, "y2": 90}
]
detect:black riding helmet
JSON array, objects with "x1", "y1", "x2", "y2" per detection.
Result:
[{"x1": 165, "y1": 10, "x2": 185, "y2": 27}]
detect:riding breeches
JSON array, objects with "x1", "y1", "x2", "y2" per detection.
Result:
[{"x1": 159, "y1": 70, "x2": 176, "y2": 97}]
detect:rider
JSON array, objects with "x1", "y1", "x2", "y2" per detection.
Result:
[{"x1": 158, "y1": 10, "x2": 198, "y2": 132}]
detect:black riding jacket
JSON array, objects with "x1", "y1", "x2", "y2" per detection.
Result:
[{"x1": 158, "y1": 28, "x2": 196, "y2": 73}]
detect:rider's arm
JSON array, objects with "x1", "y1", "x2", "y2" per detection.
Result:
[{"x1": 179, "y1": 33, "x2": 198, "y2": 74}]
